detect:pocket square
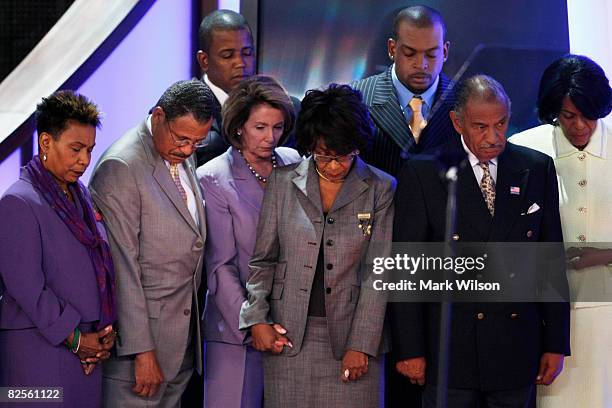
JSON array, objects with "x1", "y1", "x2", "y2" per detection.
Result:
[{"x1": 521, "y1": 203, "x2": 540, "y2": 215}]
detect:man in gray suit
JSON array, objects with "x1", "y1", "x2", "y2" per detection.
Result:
[{"x1": 90, "y1": 80, "x2": 214, "y2": 407}]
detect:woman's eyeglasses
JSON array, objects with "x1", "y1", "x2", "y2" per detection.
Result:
[{"x1": 313, "y1": 151, "x2": 359, "y2": 165}]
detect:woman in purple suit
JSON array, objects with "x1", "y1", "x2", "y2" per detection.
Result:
[
  {"x1": 0, "y1": 91, "x2": 116, "y2": 407},
  {"x1": 197, "y1": 75, "x2": 301, "y2": 408}
]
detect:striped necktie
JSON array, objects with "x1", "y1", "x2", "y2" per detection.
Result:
[{"x1": 169, "y1": 163, "x2": 188, "y2": 203}]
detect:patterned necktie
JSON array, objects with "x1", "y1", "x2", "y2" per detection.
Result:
[
  {"x1": 408, "y1": 96, "x2": 427, "y2": 144},
  {"x1": 169, "y1": 163, "x2": 188, "y2": 203},
  {"x1": 478, "y1": 162, "x2": 495, "y2": 216}
]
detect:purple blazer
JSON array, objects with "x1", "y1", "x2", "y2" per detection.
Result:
[
  {"x1": 197, "y1": 147, "x2": 301, "y2": 344},
  {"x1": 0, "y1": 169, "x2": 103, "y2": 343}
]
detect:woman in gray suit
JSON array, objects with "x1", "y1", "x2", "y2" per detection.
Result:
[
  {"x1": 197, "y1": 75, "x2": 301, "y2": 408},
  {"x1": 240, "y1": 84, "x2": 396, "y2": 407}
]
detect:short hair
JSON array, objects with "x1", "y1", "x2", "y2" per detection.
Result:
[
  {"x1": 453, "y1": 74, "x2": 511, "y2": 119},
  {"x1": 537, "y1": 54, "x2": 612, "y2": 124},
  {"x1": 392, "y1": 5, "x2": 446, "y2": 40},
  {"x1": 198, "y1": 9, "x2": 252, "y2": 53},
  {"x1": 222, "y1": 75, "x2": 295, "y2": 148},
  {"x1": 296, "y1": 84, "x2": 373, "y2": 155},
  {"x1": 35, "y1": 90, "x2": 101, "y2": 139},
  {"x1": 155, "y1": 79, "x2": 214, "y2": 123}
]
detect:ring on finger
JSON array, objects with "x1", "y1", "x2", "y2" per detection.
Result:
[{"x1": 344, "y1": 368, "x2": 350, "y2": 379}]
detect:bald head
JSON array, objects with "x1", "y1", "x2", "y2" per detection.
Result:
[
  {"x1": 198, "y1": 9, "x2": 252, "y2": 53},
  {"x1": 392, "y1": 5, "x2": 446, "y2": 40}
]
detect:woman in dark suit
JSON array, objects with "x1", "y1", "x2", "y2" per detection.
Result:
[
  {"x1": 197, "y1": 75, "x2": 301, "y2": 408},
  {"x1": 0, "y1": 91, "x2": 116, "y2": 407},
  {"x1": 240, "y1": 84, "x2": 396, "y2": 407}
]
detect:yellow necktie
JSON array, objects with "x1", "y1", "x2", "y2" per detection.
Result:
[{"x1": 408, "y1": 96, "x2": 427, "y2": 144}]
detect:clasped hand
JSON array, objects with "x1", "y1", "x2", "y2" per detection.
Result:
[
  {"x1": 251, "y1": 323, "x2": 292, "y2": 353},
  {"x1": 66, "y1": 325, "x2": 116, "y2": 375}
]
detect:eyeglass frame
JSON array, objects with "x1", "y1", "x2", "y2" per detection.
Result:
[
  {"x1": 165, "y1": 118, "x2": 208, "y2": 149},
  {"x1": 312, "y1": 150, "x2": 359, "y2": 166}
]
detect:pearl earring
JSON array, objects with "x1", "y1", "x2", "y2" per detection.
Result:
[
  {"x1": 237, "y1": 130, "x2": 242, "y2": 136},
  {"x1": 43, "y1": 153, "x2": 47, "y2": 161}
]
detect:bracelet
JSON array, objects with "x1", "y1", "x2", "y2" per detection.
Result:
[
  {"x1": 72, "y1": 330, "x2": 82, "y2": 354},
  {"x1": 70, "y1": 328, "x2": 81, "y2": 353}
]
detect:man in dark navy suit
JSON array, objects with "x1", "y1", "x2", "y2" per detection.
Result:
[
  {"x1": 391, "y1": 75, "x2": 570, "y2": 408},
  {"x1": 351, "y1": 5, "x2": 459, "y2": 177},
  {"x1": 194, "y1": 10, "x2": 300, "y2": 167}
]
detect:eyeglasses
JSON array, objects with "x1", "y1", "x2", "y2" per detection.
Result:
[
  {"x1": 313, "y1": 151, "x2": 359, "y2": 165},
  {"x1": 166, "y1": 119, "x2": 208, "y2": 148}
]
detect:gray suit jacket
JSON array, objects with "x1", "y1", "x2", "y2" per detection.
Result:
[
  {"x1": 89, "y1": 119, "x2": 206, "y2": 382},
  {"x1": 240, "y1": 157, "x2": 395, "y2": 359}
]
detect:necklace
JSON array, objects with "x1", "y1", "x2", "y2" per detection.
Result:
[
  {"x1": 315, "y1": 166, "x2": 345, "y2": 183},
  {"x1": 238, "y1": 149, "x2": 277, "y2": 183}
]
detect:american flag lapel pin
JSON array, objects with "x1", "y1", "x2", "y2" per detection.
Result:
[{"x1": 510, "y1": 186, "x2": 520, "y2": 195}]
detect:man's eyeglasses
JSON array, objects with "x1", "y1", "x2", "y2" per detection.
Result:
[
  {"x1": 313, "y1": 151, "x2": 359, "y2": 165},
  {"x1": 166, "y1": 119, "x2": 208, "y2": 148}
]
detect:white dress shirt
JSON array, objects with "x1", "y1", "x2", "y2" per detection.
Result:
[
  {"x1": 204, "y1": 74, "x2": 228, "y2": 106},
  {"x1": 460, "y1": 135, "x2": 498, "y2": 184}
]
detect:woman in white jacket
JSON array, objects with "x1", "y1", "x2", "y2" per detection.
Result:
[{"x1": 511, "y1": 54, "x2": 612, "y2": 408}]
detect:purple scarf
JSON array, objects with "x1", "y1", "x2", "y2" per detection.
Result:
[{"x1": 26, "y1": 156, "x2": 116, "y2": 330}]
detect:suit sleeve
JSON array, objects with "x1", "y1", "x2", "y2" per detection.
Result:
[
  {"x1": 199, "y1": 172, "x2": 248, "y2": 343},
  {"x1": 390, "y1": 161, "x2": 429, "y2": 361},
  {"x1": 538, "y1": 156, "x2": 571, "y2": 355},
  {"x1": 0, "y1": 194, "x2": 81, "y2": 345},
  {"x1": 239, "y1": 169, "x2": 280, "y2": 329},
  {"x1": 345, "y1": 176, "x2": 396, "y2": 356},
  {"x1": 89, "y1": 158, "x2": 153, "y2": 356}
]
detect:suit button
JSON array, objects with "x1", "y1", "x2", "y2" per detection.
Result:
[
  {"x1": 578, "y1": 153, "x2": 586, "y2": 161},
  {"x1": 477, "y1": 312, "x2": 485, "y2": 320},
  {"x1": 526, "y1": 230, "x2": 533, "y2": 238},
  {"x1": 510, "y1": 313, "x2": 519, "y2": 319},
  {"x1": 326, "y1": 263, "x2": 333, "y2": 270},
  {"x1": 326, "y1": 239, "x2": 334, "y2": 246},
  {"x1": 326, "y1": 287, "x2": 332, "y2": 294},
  {"x1": 578, "y1": 234, "x2": 586, "y2": 242},
  {"x1": 578, "y1": 179, "x2": 587, "y2": 187},
  {"x1": 578, "y1": 206, "x2": 587, "y2": 214},
  {"x1": 194, "y1": 240, "x2": 203, "y2": 249},
  {"x1": 452, "y1": 234, "x2": 460, "y2": 241},
  {"x1": 183, "y1": 309, "x2": 191, "y2": 316},
  {"x1": 327, "y1": 217, "x2": 335, "y2": 224}
]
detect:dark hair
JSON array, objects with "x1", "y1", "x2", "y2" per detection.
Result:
[
  {"x1": 392, "y1": 5, "x2": 446, "y2": 40},
  {"x1": 453, "y1": 74, "x2": 511, "y2": 119},
  {"x1": 222, "y1": 75, "x2": 295, "y2": 148},
  {"x1": 155, "y1": 79, "x2": 214, "y2": 123},
  {"x1": 537, "y1": 54, "x2": 612, "y2": 124},
  {"x1": 198, "y1": 9, "x2": 252, "y2": 53},
  {"x1": 35, "y1": 90, "x2": 101, "y2": 139},
  {"x1": 296, "y1": 84, "x2": 373, "y2": 155}
]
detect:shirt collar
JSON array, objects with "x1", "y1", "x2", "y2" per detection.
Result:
[
  {"x1": 391, "y1": 63, "x2": 439, "y2": 115},
  {"x1": 553, "y1": 119, "x2": 608, "y2": 159},
  {"x1": 460, "y1": 135, "x2": 498, "y2": 167},
  {"x1": 204, "y1": 74, "x2": 228, "y2": 106}
]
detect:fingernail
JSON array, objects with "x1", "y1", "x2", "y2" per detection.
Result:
[
  {"x1": 288, "y1": 342, "x2": 293, "y2": 348},
  {"x1": 536, "y1": 375, "x2": 542, "y2": 380}
]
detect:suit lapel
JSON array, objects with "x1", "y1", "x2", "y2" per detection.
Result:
[
  {"x1": 139, "y1": 122, "x2": 200, "y2": 235},
  {"x1": 228, "y1": 147, "x2": 263, "y2": 212},
  {"x1": 184, "y1": 158, "x2": 206, "y2": 239},
  {"x1": 329, "y1": 157, "x2": 370, "y2": 213},
  {"x1": 369, "y1": 68, "x2": 413, "y2": 151},
  {"x1": 456, "y1": 161, "x2": 493, "y2": 239},
  {"x1": 488, "y1": 149, "x2": 529, "y2": 241},
  {"x1": 292, "y1": 159, "x2": 323, "y2": 223}
]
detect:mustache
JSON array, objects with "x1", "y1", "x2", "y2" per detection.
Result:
[{"x1": 479, "y1": 143, "x2": 504, "y2": 149}]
